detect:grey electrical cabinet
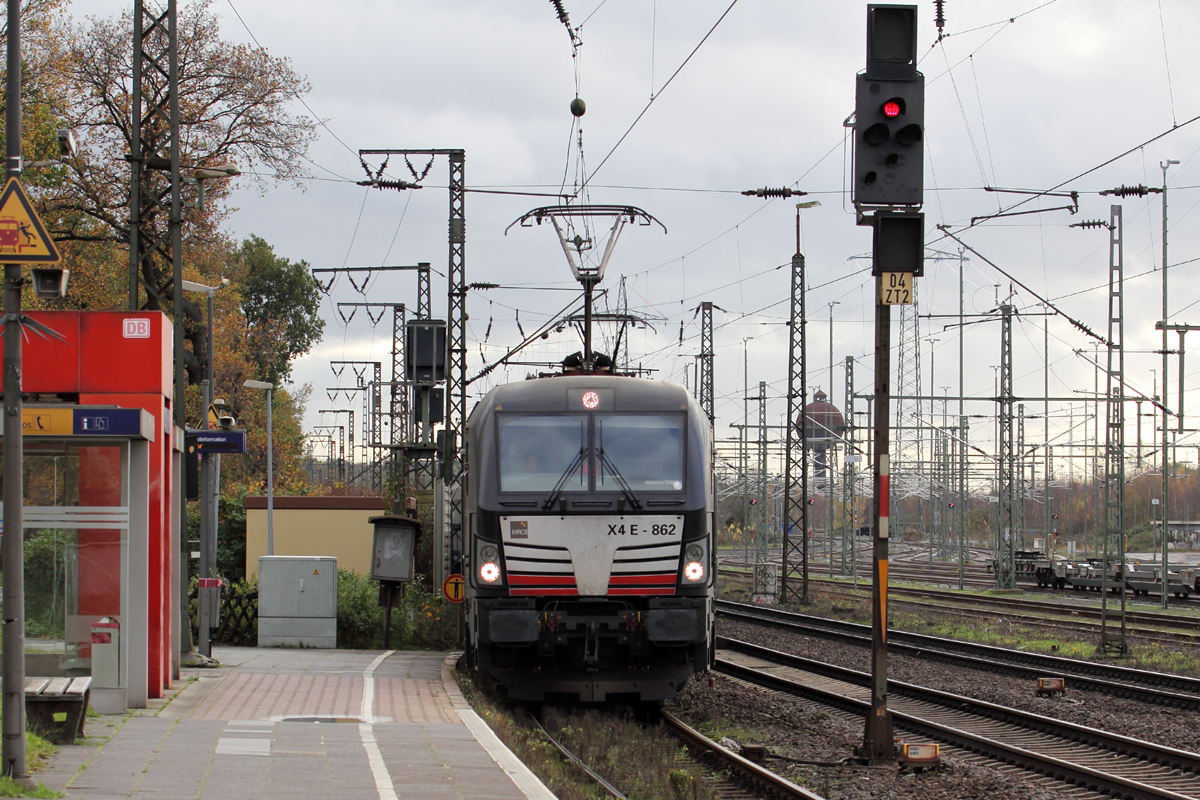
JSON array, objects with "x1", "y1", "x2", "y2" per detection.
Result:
[
  {"x1": 257, "y1": 556, "x2": 338, "y2": 648},
  {"x1": 370, "y1": 515, "x2": 420, "y2": 583}
]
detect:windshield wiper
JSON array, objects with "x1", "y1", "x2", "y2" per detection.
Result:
[
  {"x1": 543, "y1": 448, "x2": 586, "y2": 510},
  {"x1": 598, "y1": 448, "x2": 642, "y2": 511}
]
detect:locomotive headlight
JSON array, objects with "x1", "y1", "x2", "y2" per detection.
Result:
[
  {"x1": 682, "y1": 540, "x2": 708, "y2": 583},
  {"x1": 480, "y1": 562, "x2": 501, "y2": 583},
  {"x1": 480, "y1": 544, "x2": 499, "y2": 563}
]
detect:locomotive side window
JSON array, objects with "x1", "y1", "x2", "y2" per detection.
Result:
[
  {"x1": 596, "y1": 414, "x2": 684, "y2": 492},
  {"x1": 498, "y1": 415, "x2": 586, "y2": 492}
]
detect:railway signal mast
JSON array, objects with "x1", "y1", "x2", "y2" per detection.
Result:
[{"x1": 853, "y1": 3, "x2": 925, "y2": 763}]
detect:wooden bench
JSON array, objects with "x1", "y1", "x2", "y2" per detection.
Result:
[{"x1": 24, "y1": 677, "x2": 91, "y2": 744}]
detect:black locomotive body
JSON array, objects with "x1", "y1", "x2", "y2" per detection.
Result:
[{"x1": 464, "y1": 373, "x2": 715, "y2": 702}]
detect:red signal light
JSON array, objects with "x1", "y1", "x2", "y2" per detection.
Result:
[{"x1": 883, "y1": 100, "x2": 902, "y2": 118}]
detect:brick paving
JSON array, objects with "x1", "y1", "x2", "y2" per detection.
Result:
[{"x1": 32, "y1": 648, "x2": 548, "y2": 800}]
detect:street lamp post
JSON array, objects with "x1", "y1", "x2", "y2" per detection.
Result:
[
  {"x1": 244, "y1": 380, "x2": 275, "y2": 555},
  {"x1": 182, "y1": 279, "x2": 228, "y2": 657},
  {"x1": 3, "y1": 0, "x2": 28, "y2": 776}
]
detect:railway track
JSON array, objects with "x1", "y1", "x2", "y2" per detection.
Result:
[
  {"x1": 717, "y1": 637, "x2": 1200, "y2": 800},
  {"x1": 661, "y1": 711, "x2": 826, "y2": 800},
  {"x1": 716, "y1": 600, "x2": 1200, "y2": 710},
  {"x1": 720, "y1": 553, "x2": 1200, "y2": 606},
  {"x1": 718, "y1": 570, "x2": 1200, "y2": 645},
  {"x1": 810, "y1": 584, "x2": 1200, "y2": 647},
  {"x1": 525, "y1": 704, "x2": 826, "y2": 800}
]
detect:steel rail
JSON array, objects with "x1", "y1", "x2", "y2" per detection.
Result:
[
  {"x1": 660, "y1": 711, "x2": 827, "y2": 800},
  {"x1": 718, "y1": 640, "x2": 1200, "y2": 800},
  {"x1": 523, "y1": 709, "x2": 627, "y2": 800},
  {"x1": 716, "y1": 600, "x2": 1200, "y2": 709},
  {"x1": 800, "y1": 580, "x2": 1200, "y2": 625},
  {"x1": 794, "y1": 587, "x2": 1200, "y2": 646}
]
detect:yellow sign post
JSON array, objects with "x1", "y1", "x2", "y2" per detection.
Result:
[
  {"x1": 879, "y1": 272, "x2": 913, "y2": 305},
  {"x1": 442, "y1": 573, "x2": 465, "y2": 604},
  {"x1": 0, "y1": 178, "x2": 60, "y2": 264}
]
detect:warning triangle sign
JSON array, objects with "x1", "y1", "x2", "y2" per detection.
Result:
[{"x1": 0, "y1": 178, "x2": 60, "y2": 264}]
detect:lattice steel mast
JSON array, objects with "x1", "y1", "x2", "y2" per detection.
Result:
[
  {"x1": 996, "y1": 304, "x2": 1016, "y2": 589},
  {"x1": 1101, "y1": 204, "x2": 1127, "y2": 655},
  {"x1": 893, "y1": 287, "x2": 921, "y2": 529},
  {"x1": 782, "y1": 248, "x2": 809, "y2": 603},
  {"x1": 698, "y1": 302, "x2": 715, "y2": 425}
]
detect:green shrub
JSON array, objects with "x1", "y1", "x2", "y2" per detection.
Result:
[
  {"x1": 336, "y1": 568, "x2": 458, "y2": 650},
  {"x1": 23, "y1": 529, "x2": 70, "y2": 640}
]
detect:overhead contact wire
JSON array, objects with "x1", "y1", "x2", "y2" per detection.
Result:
[{"x1": 582, "y1": 0, "x2": 740, "y2": 189}]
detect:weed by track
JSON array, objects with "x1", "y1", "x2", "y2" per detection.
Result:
[{"x1": 456, "y1": 669, "x2": 719, "y2": 800}]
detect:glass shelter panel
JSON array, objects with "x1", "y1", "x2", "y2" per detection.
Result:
[
  {"x1": 597, "y1": 414, "x2": 685, "y2": 492},
  {"x1": 498, "y1": 415, "x2": 586, "y2": 493},
  {"x1": 2, "y1": 442, "x2": 127, "y2": 675}
]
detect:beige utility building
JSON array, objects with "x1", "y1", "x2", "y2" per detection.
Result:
[{"x1": 244, "y1": 496, "x2": 387, "y2": 579}]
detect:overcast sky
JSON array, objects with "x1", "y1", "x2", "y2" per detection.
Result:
[{"x1": 83, "y1": 1, "x2": 1200, "y2": 482}]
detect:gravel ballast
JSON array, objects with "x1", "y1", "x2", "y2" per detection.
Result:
[
  {"x1": 669, "y1": 672, "x2": 1091, "y2": 800},
  {"x1": 719, "y1": 617, "x2": 1200, "y2": 755}
]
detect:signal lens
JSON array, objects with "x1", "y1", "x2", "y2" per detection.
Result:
[
  {"x1": 684, "y1": 561, "x2": 705, "y2": 582},
  {"x1": 883, "y1": 99, "x2": 902, "y2": 117},
  {"x1": 480, "y1": 562, "x2": 501, "y2": 583}
]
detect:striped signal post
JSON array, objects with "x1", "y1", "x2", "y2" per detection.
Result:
[{"x1": 865, "y1": 275, "x2": 895, "y2": 761}]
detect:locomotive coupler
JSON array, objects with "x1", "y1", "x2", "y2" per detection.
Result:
[{"x1": 584, "y1": 621, "x2": 600, "y2": 669}]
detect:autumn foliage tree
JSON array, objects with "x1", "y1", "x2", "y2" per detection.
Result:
[{"x1": 2, "y1": 3, "x2": 335, "y2": 530}]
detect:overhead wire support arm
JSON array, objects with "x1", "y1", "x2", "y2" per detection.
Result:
[
  {"x1": 937, "y1": 225, "x2": 1109, "y2": 348},
  {"x1": 969, "y1": 187, "x2": 1079, "y2": 226}
]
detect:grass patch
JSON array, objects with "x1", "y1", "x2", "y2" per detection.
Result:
[
  {"x1": 691, "y1": 716, "x2": 762, "y2": 746},
  {"x1": 456, "y1": 670, "x2": 717, "y2": 800},
  {"x1": 0, "y1": 777, "x2": 58, "y2": 798},
  {"x1": 0, "y1": 731, "x2": 61, "y2": 798},
  {"x1": 24, "y1": 732, "x2": 55, "y2": 774}
]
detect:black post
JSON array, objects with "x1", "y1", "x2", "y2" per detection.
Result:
[
  {"x1": 583, "y1": 279, "x2": 593, "y2": 364},
  {"x1": 383, "y1": 600, "x2": 393, "y2": 649},
  {"x1": 863, "y1": 273, "x2": 894, "y2": 762},
  {"x1": 2, "y1": 0, "x2": 27, "y2": 776}
]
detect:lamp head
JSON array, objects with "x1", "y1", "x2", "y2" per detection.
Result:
[
  {"x1": 31, "y1": 268, "x2": 70, "y2": 299},
  {"x1": 56, "y1": 128, "x2": 77, "y2": 158}
]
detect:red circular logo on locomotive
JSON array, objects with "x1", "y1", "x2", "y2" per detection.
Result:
[{"x1": 581, "y1": 391, "x2": 600, "y2": 409}]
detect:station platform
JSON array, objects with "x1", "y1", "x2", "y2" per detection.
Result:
[{"x1": 34, "y1": 648, "x2": 554, "y2": 800}]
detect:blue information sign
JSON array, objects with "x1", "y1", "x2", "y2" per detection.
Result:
[
  {"x1": 73, "y1": 408, "x2": 146, "y2": 437},
  {"x1": 187, "y1": 430, "x2": 247, "y2": 454}
]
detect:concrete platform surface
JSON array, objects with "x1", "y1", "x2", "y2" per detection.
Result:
[{"x1": 34, "y1": 648, "x2": 554, "y2": 800}]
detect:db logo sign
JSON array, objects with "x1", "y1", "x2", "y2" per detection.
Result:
[{"x1": 123, "y1": 318, "x2": 151, "y2": 339}]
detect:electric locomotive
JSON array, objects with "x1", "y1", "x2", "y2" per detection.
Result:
[{"x1": 463, "y1": 369, "x2": 715, "y2": 703}]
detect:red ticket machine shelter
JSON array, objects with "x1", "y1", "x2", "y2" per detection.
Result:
[{"x1": 4, "y1": 311, "x2": 180, "y2": 707}]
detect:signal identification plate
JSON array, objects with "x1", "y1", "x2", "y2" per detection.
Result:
[{"x1": 880, "y1": 272, "x2": 913, "y2": 305}]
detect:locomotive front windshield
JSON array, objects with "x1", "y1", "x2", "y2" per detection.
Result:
[
  {"x1": 498, "y1": 415, "x2": 586, "y2": 492},
  {"x1": 596, "y1": 414, "x2": 684, "y2": 492},
  {"x1": 497, "y1": 412, "x2": 685, "y2": 493}
]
